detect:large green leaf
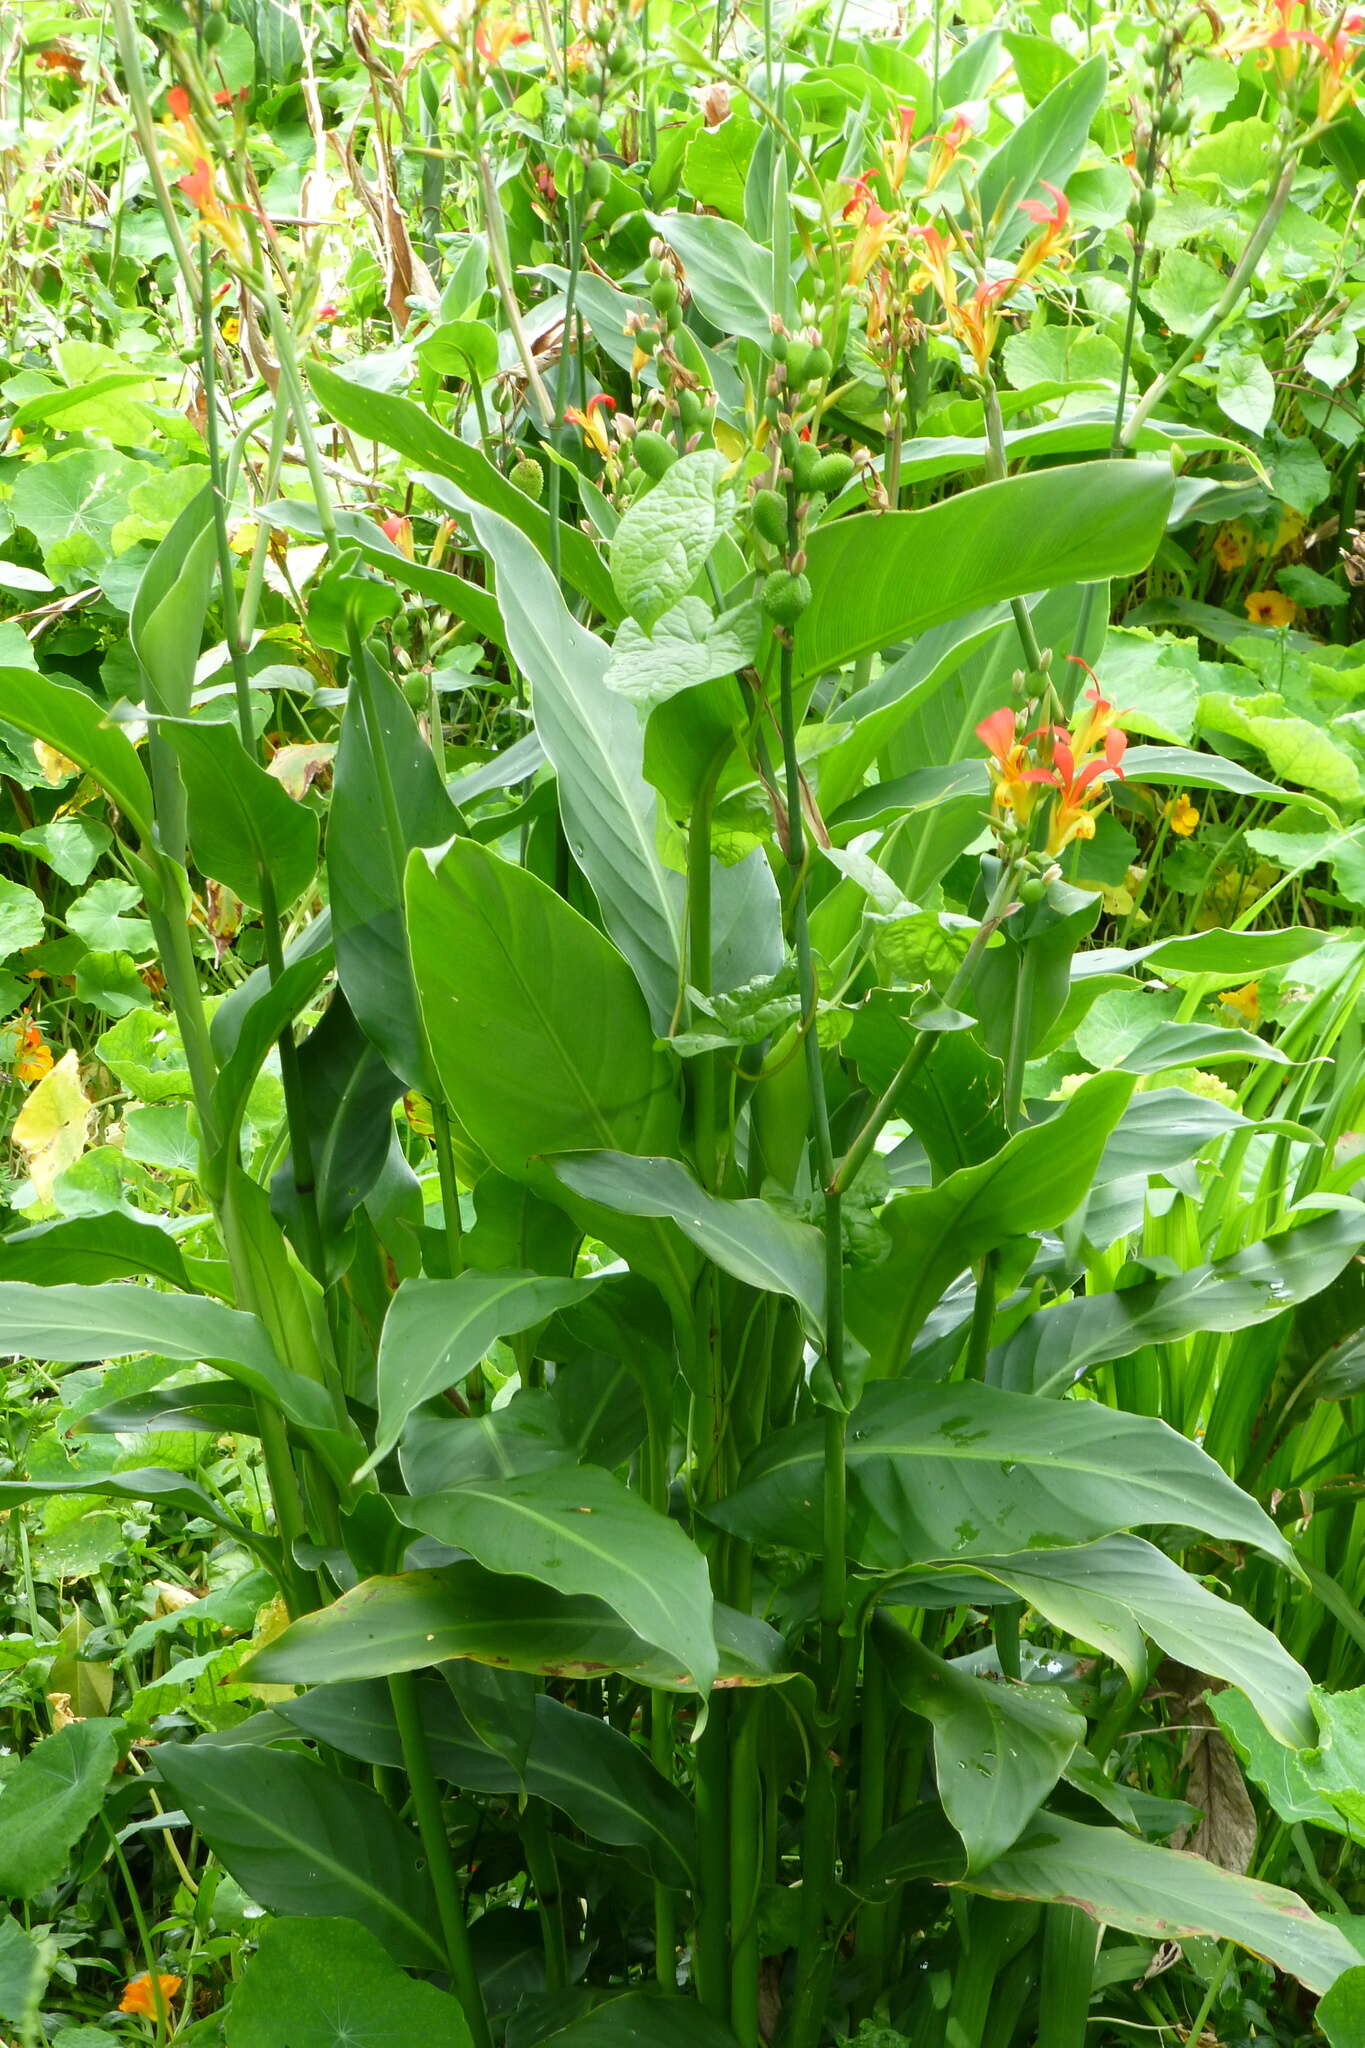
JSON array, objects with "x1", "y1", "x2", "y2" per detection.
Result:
[
  {"x1": 551, "y1": 1153, "x2": 824, "y2": 1325},
  {"x1": 972, "y1": 55, "x2": 1107, "y2": 253},
  {"x1": 643, "y1": 211, "x2": 774, "y2": 346},
  {"x1": 270, "y1": 992, "x2": 403, "y2": 1256},
  {"x1": 210, "y1": 945, "x2": 334, "y2": 1161},
  {"x1": 994, "y1": 1207, "x2": 1365, "y2": 1394},
  {"x1": 0, "y1": 1210, "x2": 191, "y2": 1288},
  {"x1": 359, "y1": 1271, "x2": 604, "y2": 1478},
  {"x1": 308, "y1": 360, "x2": 616, "y2": 618},
  {"x1": 406, "y1": 838, "x2": 679, "y2": 1176},
  {"x1": 154, "y1": 1744, "x2": 443, "y2": 1967},
  {"x1": 282, "y1": 1681, "x2": 696, "y2": 1888},
  {"x1": 0, "y1": 1281, "x2": 338, "y2": 1438},
  {"x1": 0, "y1": 1469, "x2": 264, "y2": 1551},
  {"x1": 710, "y1": 1377, "x2": 1292, "y2": 1570},
  {"x1": 609, "y1": 452, "x2": 733, "y2": 629},
  {"x1": 330, "y1": 653, "x2": 459, "y2": 1092},
  {"x1": 938, "y1": 1536, "x2": 1312, "y2": 1747},
  {"x1": 163, "y1": 718, "x2": 318, "y2": 911},
  {"x1": 539, "y1": 1989, "x2": 741, "y2": 2045},
  {"x1": 845, "y1": 1071, "x2": 1135, "y2": 1371},
  {"x1": 876, "y1": 1621, "x2": 1083, "y2": 1872},
  {"x1": 397, "y1": 1465, "x2": 718, "y2": 1691},
  {"x1": 0, "y1": 1720, "x2": 122, "y2": 1900},
  {"x1": 1319, "y1": 1965, "x2": 1365, "y2": 2045},
  {"x1": 961, "y1": 1813, "x2": 1354, "y2": 1995},
  {"x1": 793, "y1": 464, "x2": 1172, "y2": 680},
  {"x1": 460, "y1": 500, "x2": 685, "y2": 1031},
  {"x1": 245, "y1": 1563, "x2": 782, "y2": 1694},
  {"x1": 129, "y1": 487, "x2": 216, "y2": 726},
  {"x1": 0, "y1": 669, "x2": 153, "y2": 841},
  {"x1": 225, "y1": 1917, "x2": 472, "y2": 2048}
]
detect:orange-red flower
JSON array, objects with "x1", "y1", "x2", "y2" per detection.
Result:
[
  {"x1": 1014, "y1": 180, "x2": 1072, "y2": 284},
  {"x1": 119, "y1": 1974, "x2": 182, "y2": 2019},
  {"x1": 924, "y1": 112, "x2": 972, "y2": 192},
  {"x1": 380, "y1": 512, "x2": 414, "y2": 558},
  {"x1": 977, "y1": 706, "x2": 1036, "y2": 829},
  {"x1": 475, "y1": 17, "x2": 531, "y2": 62},
  {"x1": 1223, "y1": 0, "x2": 1365, "y2": 116},
  {"x1": 885, "y1": 104, "x2": 917, "y2": 189},
  {"x1": 845, "y1": 193, "x2": 894, "y2": 285},
  {"x1": 565, "y1": 392, "x2": 617, "y2": 460},
  {"x1": 1246, "y1": 588, "x2": 1297, "y2": 626},
  {"x1": 978, "y1": 662, "x2": 1128, "y2": 854}
]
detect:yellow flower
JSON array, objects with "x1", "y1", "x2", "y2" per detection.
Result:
[
  {"x1": 1221, "y1": 981, "x2": 1261, "y2": 1025},
  {"x1": 1213, "y1": 522, "x2": 1251, "y2": 571},
  {"x1": 1245, "y1": 589, "x2": 1297, "y2": 627},
  {"x1": 119, "y1": 1974, "x2": 182, "y2": 2018},
  {"x1": 1165, "y1": 794, "x2": 1200, "y2": 838}
]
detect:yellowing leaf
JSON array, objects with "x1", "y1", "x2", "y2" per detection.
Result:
[
  {"x1": 13, "y1": 1048, "x2": 91, "y2": 1200},
  {"x1": 33, "y1": 740, "x2": 79, "y2": 785}
]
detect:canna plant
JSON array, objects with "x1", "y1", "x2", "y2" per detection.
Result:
[{"x1": 6, "y1": 3, "x2": 1365, "y2": 2046}]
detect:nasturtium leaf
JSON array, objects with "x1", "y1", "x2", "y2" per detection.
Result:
[
  {"x1": 0, "y1": 1914, "x2": 47, "y2": 2025},
  {"x1": 72, "y1": 950, "x2": 152, "y2": 1018},
  {"x1": 66, "y1": 880, "x2": 154, "y2": 957},
  {"x1": 0, "y1": 1719, "x2": 122, "y2": 1900},
  {"x1": 1178, "y1": 116, "x2": 1278, "y2": 199},
  {"x1": 225, "y1": 1916, "x2": 472, "y2": 2048},
  {"x1": 1198, "y1": 693, "x2": 1361, "y2": 803},
  {"x1": 609, "y1": 451, "x2": 734, "y2": 630},
  {"x1": 9, "y1": 450, "x2": 151, "y2": 580},
  {"x1": 0, "y1": 878, "x2": 43, "y2": 960},
  {"x1": 1216, "y1": 352, "x2": 1276, "y2": 438},
  {"x1": 12, "y1": 1050, "x2": 91, "y2": 1202},
  {"x1": 1144, "y1": 249, "x2": 1225, "y2": 337}
]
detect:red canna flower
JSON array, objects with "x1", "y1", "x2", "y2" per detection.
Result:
[
  {"x1": 1015, "y1": 181, "x2": 1072, "y2": 284},
  {"x1": 177, "y1": 158, "x2": 215, "y2": 211},
  {"x1": 379, "y1": 513, "x2": 414, "y2": 558},
  {"x1": 166, "y1": 85, "x2": 192, "y2": 122}
]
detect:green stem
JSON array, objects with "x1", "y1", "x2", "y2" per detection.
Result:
[
  {"x1": 522, "y1": 1801, "x2": 569, "y2": 1992},
  {"x1": 728, "y1": 1696, "x2": 762, "y2": 2046},
  {"x1": 387, "y1": 1672, "x2": 492, "y2": 2048},
  {"x1": 693, "y1": 1695, "x2": 731, "y2": 2018}
]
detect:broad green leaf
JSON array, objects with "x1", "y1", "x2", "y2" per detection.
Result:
[
  {"x1": 0, "y1": 669, "x2": 153, "y2": 840},
  {"x1": 610, "y1": 452, "x2": 733, "y2": 629},
  {"x1": 1198, "y1": 693, "x2": 1361, "y2": 804},
  {"x1": 225, "y1": 1916, "x2": 472, "y2": 2048},
  {"x1": 0, "y1": 1914, "x2": 47, "y2": 2026},
  {"x1": 1121, "y1": 742, "x2": 1306, "y2": 809},
  {"x1": 876, "y1": 1620, "x2": 1084, "y2": 1871},
  {"x1": 265, "y1": 498, "x2": 506, "y2": 651},
  {"x1": 163, "y1": 719, "x2": 318, "y2": 911},
  {"x1": 1305, "y1": 327, "x2": 1358, "y2": 387},
  {"x1": 1144, "y1": 248, "x2": 1225, "y2": 336},
  {"x1": 0, "y1": 878, "x2": 42, "y2": 959},
  {"x1": 9, "y1": 449, "x2": 151, "y2": 579},
  {"x1": 461, "y1": 499, "x2": 686, "y2": 1031},
  {"x1": 73, "y1": 949, "x2": 152, "y2": 1018},
  {"x1": 948, "y1": 1536, "x2": 1311, "y2": 1746},
  {"x1": 0, "y1": 1468, "x2": 262, "y2": 1550},
  {"x1": 308, "y1": 359, "x2": 616, "y2": 618},
  {"x1": 406, "y1": 837, "x2": 679, "y2": 1176},
  {"x1": 0, "y1": 1720, "x2": 122, "y2": 1900},
  {"x1": 710, "y1": 1377, "x2": 1293, "y2": 1571},
  {"x1": 210, "y1": 947, "x2": 334, "y2": 1162},
  {"x1": 684, "y1": 112, "x2": 760, "y2": 220},
  {"x1": 644, "y1": 211, "x2": 774, "y2": 345},
  {"x1": 973, "y1": 55, "x2": 1106, "y2": 254},
  {"x1": 539, "y1": 1990, "x2": 742, "y2": 2045},
  {"x1": 130, "y1": 487, "x2": 216, "y2": 726},
  {"x1": 358, "y1": 1271, "x2": 604, "y2": 1478},
  {"x1": 398, "y1": 1465, "x2": 718, "y2": 1691},
  {"x1": 246, "y1": 1562, "x2": 783, "y2": 1693},
  {"x1": 0, "y1": 1210, "x2": 191, "y2": 1288},
  {"x1": 794, "y1": 464, "x2": 1172, "y2": 680},
  {"x1": 995, "y1": 1207, "x2": 1365, "y2": 1394},
  {"x1": 606, "y1": 596, "x2": 762, "y2": 710},
  {"x1": 155, "y1": 1745, "x2": 443, "y2": 1968},
  {"x1": 66, "y1": 879, "x2": 153, "y2": 955},
  {"x1": 551, "y1": 1153, "x2": 824, "y2": 1326},
  {"x1": 1117, "y1": 1020, "x2": 1294, "y2": 1072},
  {"x1": 845, "y1": 1072, "x2": 1134, "y2": 1370},
  {"x1": 1178, "y1": 116, "x2": 1278, "y2": 199},
  {"x1": 270, "y1": 992, "x2": 403, "y2": 1256},
  {"x1": 1212, "y1": 1687, "x2": 1347, "y2": 1833},
  {"x1": 0, "y1": 1281, "x2": 339, "y2": 1438},
  {"x1": 0, "y1": 817, "x2": 110, "y2": 886},
  {"x1": 1216, "y1": 352, "x2": 1276, "y2": 437},
  {"x1": 330, "y1": 653, "x2": 459, "y2": 1092},
  {"x1": 283, "y1": 1681, "x2": 696, "y2": 1888},
  {"x1": 962, "y1": 1813, "x2": 1354, "y2": 1994},
  {"x1": 1319, "y1": 1967, "x2": 1365, "y2": 2047}
]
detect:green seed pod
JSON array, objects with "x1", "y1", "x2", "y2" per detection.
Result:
[
  {"x1": 634, "y1": 429, "x2": 678, "y2": 479},
  {"x1": 792, "y1": 439, "x2": 822, "y2": 491},
  {"x1": 1017, "y1": 875, "x2": 1047, "y2": 906},
  {"x1": 761, "y1": 569, "x2": 812, "y2": 627},
  {"x1": 769, "y1": 329, "x2": 788, "y2": 362},
  {"x1": 644, "y1": 256, "x2": 661, "y2": 283},
  {"x1": 510, "y1": 455, "x2": 544, "y2": 499},
  {"x1": 403, "y1": 674, "x2": 430, "y2": 710},
  {"x1": 751, "y1": 488, "x2": 788, "y2": 549},
  {"x1": 678, "y1": 388, "x2": 705, "y2": 429},
  {"x1": 810, "y1": 452, "x2": 855, "y2": 495},
  {"x1": 783, "y1": 340, "x2": 813, "y2": 387},
  {"x1": 607, "y1": 39, "x2": 630, "y2": 73},
  {"x1": 1172, "y1": 103, "x2": 1193, "y2": 134},
  {"x1": 633, "y1": 325, "x2": 658, "y2": 356},
  {"x1": 650, "y1": 275, "x2": 680, "y2": 315},
  {"x1": 584, "y1": 157, "x2": 610, "y2": 201},
  {"x1": 202, "y1": 9, "x2": 227, "y2": 44},
  {"x1": 804, "y1": 344, "x2": 832, "y2": 383}
]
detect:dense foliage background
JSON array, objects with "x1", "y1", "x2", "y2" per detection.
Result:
[{"x1": 5, "y1": 1, "x2": 1365, "y2": 2043}]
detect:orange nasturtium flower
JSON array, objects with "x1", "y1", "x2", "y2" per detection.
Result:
[
  {"x1": 1245, "y1": 589, "x2": 1297, "y2": 627},
  {"x1": 119, "y1": 1974, "x2": 182, "y2": 2019},
  {"x1": 1165, "y1": 793, "x2": 1201, "y2": 838},
  {"x1": 1214, "y1": 522, "x2": 1252, "y2": 571}
]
